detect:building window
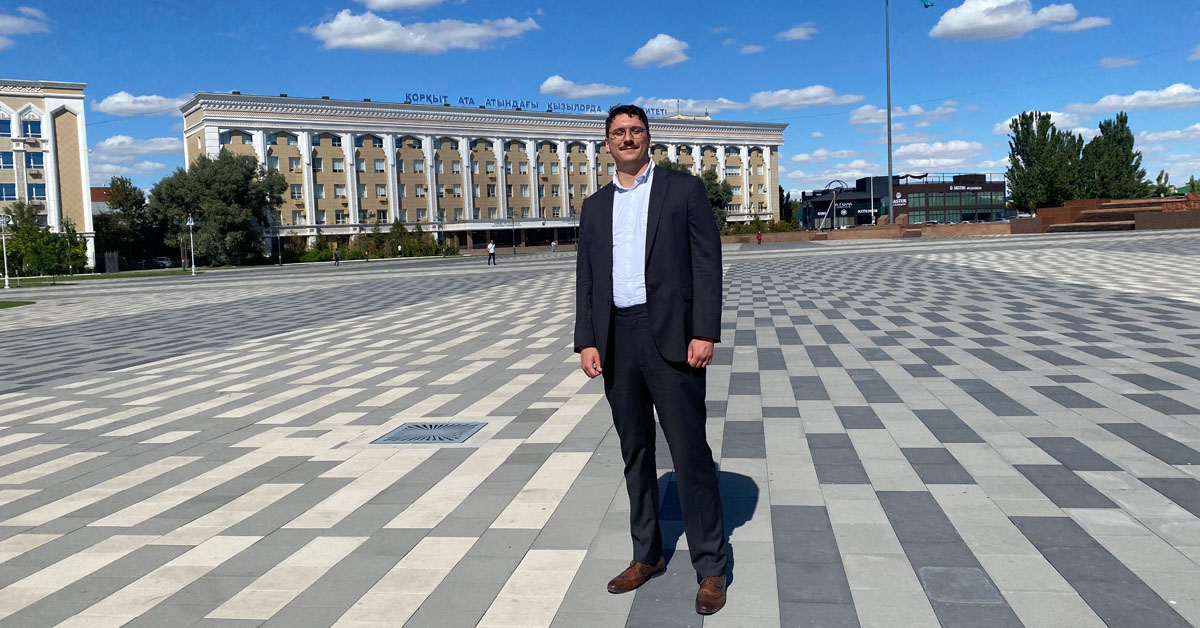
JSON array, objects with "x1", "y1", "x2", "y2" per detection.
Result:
[
  {"x1": 358, "y1": 183, "x2": 367, "y2": 198},
  {"x1": 374, "y1": 158, "x2": 385, "y2": 173},
  {"x1": 538, "y1": 185, "x2": 545, "y2": 198},
  {"x1": 437, "y1": 184, "x2": 445, "y2": 198},
  {"x1": 313, "y1": 157, "x2": 323, "y2": 172},
  {"x1": 730, "y1": 185, "x2": 742, "y2": 197},
  {"x1": 909, "y1": 210, "x2": 926, "y2": 223},
  {"x1": 376, "y1": 209, "x2": 388, "y2": 222},
  {"x1": 333, "y1": 158, "x2": 345, "y2": 173},
  {"x1": 449, "y1": 140, "x2": 458, "y2": 150},
  {"x1": 288, "y1": 135, "x2": 298, "y2": 146},
  {"x1": 435, "y1": 159, "x2": 444, "y2": 174},
  {"x1": 376, "y1": 183, "x2": 388, "y2": 197},
  {"x1": 22, "y1": 120, "x2": 41, "y2": 138},
  {"x1": 27, "y1": 183, "x2": 46, "y2": 200},
  {"x1": 415, "y1": 184, "x2": 426, "y2": 198},
  {"x1": 453, "y1": 184, "x2": 462, "y2": 198},
  {"x1": 552, "y1": 207, "x2": 561, "y2": 218},
  {"x1": 315, "y1": 184, "x2": 325, "y2": 199},
  {"x1": 292, "y1": 210, "x2": 305, "y2": 224},
  {"x1": 944, "y1": 192, "x2": 961, "y2": 206},
  {"x1": 398, "y1": 209, "x2": 407, "y2": 222},
  {"x1": 451, "y1": 160, "x2": 461, "y2": 174},
  {"x1": 724, "y1": 166, "x2": 740, "y2": 177},
  {"x1": 756, "y1": 164, "x2": 764, "y2": 175},
  {"x1": 607, "y1": 164, "x2": 615, "y2": 176},
  {"x1": 267, "y1": 156, "x2": 279, "y2": 171},
  {"x1": 315, "y1": 209, "x2": 326, "y2": 224},
  {"x1": 330, "y1": 135, "x2": 342, "y2": 147},
  {"x1": 551, "y1": 184, "x2": 560, "y2": 197},
  {"x1": 908, "y1": 193, "x2": 925, "y2": 208},
  {"x1": 520, "y1": 184, "x2": 530, "y2": 198},
  {"x1": 290, "y1": 184, "x2": 303, "y2": 199},
  {"x1": 0, "y1": 152, "x2": 13, "y2": 169},
  {"x1": 521, "y1": 207, "x2": 530, "y2": 218},
  {"x1": 411, "y1": 138, "x2": 422, "y2": 149},
  {"x1": 396, "y1": 159, "x2": 404, "y2": 174},
  {"x1": 505, "y1": 184, "x2": 512, "y2": 197},
  {"x1": 0, "y1": 183, "x2": 15, "y2": 201},
  {"x1": 929, "y1": 192, "x2": 944, "y2": 207},
  {"x1": 0, "y1": 119, "x2": 10, "y2": 137},
  {"x1": 398, "y1": 184, "x2": 406, "y2": 198},
  {"x1": 505, "y1": 161, "x2": 513, "y2": 175},
  {"x1": 354, "y1": 136, "x2": 364, "y2": 148},
  {"x1": 488, "y1": 208, "x2": 497, "y2": 219},
  {"x1": 454, "y1": 208, "x2": 464, "y2": 220},
  {"x1": 288, "y1": 157, "x2": 301, "y2": 171},
  {"x1": 417, "y1": 208, "x2": 428, "y2": 221},
  {"x1": 470, "y1": 160, "x2": 479, "y2": 174},
  {"x1": 473, "y1": 184, "x2": 481, "y2": 198},
  {"x1": 580, "y1": 184, "x2": 588, "y2": 195},
  {"x1": 537, "y1": 162, "x2": 546, "y2": 175},
  {"x1": 334, "y1": 184, "x2": 346, "y2": 198},
  {"x1": 578, "y1": 163, "x2": 587, "y2": 174},
  {"x1": 550, "y1": 162, "x2": 560, "y2": 175},
  {"x1": 356, "y1": 158, "x2": 366, "y2": 173},
  {"x1": 519, "y1": 162, "x2": 529, "y2": 175},
  {"x1": 335, "y1": 210, "x2": 348, "y2": 224},
  {"x1": 759, "y1": 184, "x2": 768, "y2": 194},
  {"x1": 24, "y1": 152, "x2": 43, "y2": 169},
  {"x1": 487, "y1": 160, "x2": 498, "y2": 174},
  {"x1": 414, "y1": 159, "x2": 425, "y2": 173}
]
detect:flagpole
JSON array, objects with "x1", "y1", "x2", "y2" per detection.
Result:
[{"x1": 885, "y1": 0, "x2": 895, "y2": 224}]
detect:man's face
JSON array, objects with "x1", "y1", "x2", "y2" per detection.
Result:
[{"x1": 606, "y1": 114, "x2": 649, "y2": 170}]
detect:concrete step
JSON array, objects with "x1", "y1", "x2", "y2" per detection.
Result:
[{"x1": 1047, "y1": 220, "x2": 1135, "y2": 233}]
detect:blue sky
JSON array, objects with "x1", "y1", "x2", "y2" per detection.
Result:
[{"x1": 3, "y1": 0, "x2": 1198, "y2": 193}]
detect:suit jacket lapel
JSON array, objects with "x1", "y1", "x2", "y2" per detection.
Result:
[
  {"x1": 645, "y1": 170, "x2": 669, "y2": 264},
  {"x1": 598, "y1": 185, "x2": 614, "y2": 296}
]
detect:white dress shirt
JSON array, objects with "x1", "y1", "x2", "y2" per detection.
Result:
[{"x1": 612, "y1": 161, "x2": 654, "y2": 308}]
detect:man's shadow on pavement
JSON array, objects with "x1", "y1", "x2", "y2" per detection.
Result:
[{"x1": 657, "y1": 470, "x2": 759, "y2": 586}]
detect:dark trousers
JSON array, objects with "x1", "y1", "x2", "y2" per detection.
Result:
[
  {"x1": 488, "y1": 252, "x2": 496, "y2": 265},
  {"x1": 604, "y1": 304, "x2": 727, "y2": 578}
]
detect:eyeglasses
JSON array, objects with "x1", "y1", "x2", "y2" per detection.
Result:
[{"x1": 607, "y1": 126, "x2": 647, "y2": 141}]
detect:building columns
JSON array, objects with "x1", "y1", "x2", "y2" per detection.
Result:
[
  {"x1": 691, "y1": 145, "x2": 702, "y2": 176},
  {"x1": 667, "y1": 144, "x2": 678, "y2": 164},
  {"x1": 556, "y1": 141, "x2": 569, "y2": 217},
  {"x1": 525, "y1": 140, "x2": 540, "y2": 218},
  {"x1": 251, "y1": 130, "x2": 267, "y2": 167},
  {"x1": 586, "y1": 142, "x2": 598, "y2": 193},
  {"x1": 422, "y1": 135, "x2": 438, "y2": 225},
  {"x1": 341, "y1": 133, "x2": 358, "y2": 225},
  {"x1": 716, "y1": 146, "x2": 727, "y2": 182},
  {"x1": 492, "y1": 138, "x2": 508, "y2": 218},
  {"x1": 383, "y1": 134, "x2": 399, "y2": 222},
  {"x1": 458, "y1": 137, "x2": 473, "y2": 220},
  {"x1": 765, "y1": 146, "x2": 776, "y2": 220},
  {"x1": 300, "y1": 132, "x2": 316, "y2": 229},
  {"x1": 739, "y1": 145, "x2": 750, "y2": 216}
]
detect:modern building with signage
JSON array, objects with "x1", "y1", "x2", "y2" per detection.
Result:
[
  {"x1": 179, "y1": 92, "x2": 787, "y2": 249},
  {"x1": 0, "y1": 79, "x2": 95, "y2": 265},
  {"x1": 800, "y1": 173, "x2": 1010, "y2": 229}
]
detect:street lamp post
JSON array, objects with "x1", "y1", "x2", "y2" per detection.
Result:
[
  {"x1": 0, "y1": 214, "x2": 10, "y2": 289},
  {"x1": 510, "y1": 211, "x2": 517, "y2": 256},
  {"x1": 186, "y1": 215, "x2": 196, "y2": 277},
  {"x1": 884, "y1": 0, "x2": 896, "y2": 225}
]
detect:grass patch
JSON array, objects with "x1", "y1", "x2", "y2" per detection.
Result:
[
  {"x1": 0, "y1": 301, "x2": 33, "y2": 309},
  {"x1": 9, "y1": 269, "x2": 195, "y2": 287}
]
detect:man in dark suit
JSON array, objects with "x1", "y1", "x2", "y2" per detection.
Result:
[{"x1": 574, "y1": 104, "x2": 727, "y2": 615}]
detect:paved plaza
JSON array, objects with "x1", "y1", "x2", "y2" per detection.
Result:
[{"x1": 3, "y1": 231, "x2": 1200, "y2": 627}]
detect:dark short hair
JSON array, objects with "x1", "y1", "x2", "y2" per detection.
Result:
[{"x1": 605, "y1": 104, "x2": 650, "y2": 138}]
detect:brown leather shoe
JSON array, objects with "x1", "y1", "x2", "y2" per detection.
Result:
[
  {"x1": 606, "y1": 557, "x2": 666, "y2": 593},
  {"x1": 695, "y1": 575, "x2": 727, "y2": 614}
]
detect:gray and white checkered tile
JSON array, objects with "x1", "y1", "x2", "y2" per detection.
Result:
[{"x1": 1, "y1": 231, "x2": 1200, "y2": 627}]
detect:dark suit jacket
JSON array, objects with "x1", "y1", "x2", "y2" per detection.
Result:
[{"x1": 574, "y1": 165, "x2": 723, "y2": 365}]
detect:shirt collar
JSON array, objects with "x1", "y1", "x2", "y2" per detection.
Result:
[{"x1": 613, "y1": 160, "x2": 654, "y2": 192}]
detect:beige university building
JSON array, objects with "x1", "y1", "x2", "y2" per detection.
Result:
[
  {"x1": 0, "y1": 79, "x2": 94, "y2": 264},
  {"x1": 180, "y1": 92, "x2": 786, "y2": 247}
]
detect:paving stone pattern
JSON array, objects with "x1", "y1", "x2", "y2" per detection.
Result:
[{"x1": 1, "y1": 232, "x2": 1200, "y2": 626}]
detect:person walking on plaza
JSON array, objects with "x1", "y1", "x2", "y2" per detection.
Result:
[
  {"x1": 756, "y1": 230, "x2": 762, "y2": 245},
  {"x1": 487, "y1": 240, "x2": 497, "y2": 265},
  {"x1": 397, "y1": 243, "x2": 402, "y2": 257},
  {"x1": 574, "y1": 104, "x2": 728, "y2": 615},
  {"x1": 332, "y1": 248, "x2": 340, "y2": 267}
]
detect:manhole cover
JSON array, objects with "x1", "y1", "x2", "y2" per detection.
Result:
[{"x1": 374, "y1": 422, "x2": 486, "y2": 444}]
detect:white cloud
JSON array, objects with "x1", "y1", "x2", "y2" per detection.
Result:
[
  {"x1": 627, "y1": 34, "x2": 689, "y2": 68},
  {"x1": 929, "y1": 1, "x2": 1107, "y2": 40},
  {"x1": 991, "y1": 110, "x2": 1094, "y2": 137},
  {"x1": 0, "y1": 6, "x2": 50, "y2": 50},
  {"x1": 776, "y1": 22, "x2": 818, "y2": 41},
  {"x1": 632, "y1": 96, "x2": 746, "y2": 116},
  {"x1": 978, "y1": 157, "x2": 1011, "y2": 169},
  {"x1": 894, "y1": 141, "x2": 983, "y2": 169},
  {"x1": 91, "y1": 135, "x2": 183, "y2": 163},
  {"x1": 308, "y1": 10, "x2": 538, "y2": 54},
  {"x1": 92, "y1": 91, "x2": 191, "y2": 116},
  {"x1": 849, "y1": 100, "x2": 959, "y2": 125},
  {"x1": 356, "y1": 0, "x2": 446, "y2": 8},
  {"x1": 1048, "y1": 16, "x2": 1110, "y2": 32},
  {"x1": 90, "y1": 161, "x2": 170, "y2": 185},
  {"x1": 876, "y1": 132, "x2": 944, "y2": 145},
  {"x1": 711, "y1": 26, "x2": 728, "y2": 34},
  {"x1": 811, "y1": 131, "x2": 824, "y2": 139},
  {"x1": 785, "y1": 159, "x2": 879, "y2": 189},
  {"x1": 722, "y1": 37, "x2": 735, "y2": 46},
  {"x1": 1140, "y1": 123, "x2": 1200, "y2": 143},
  {"x1": 539, "y1": 75, "x2": 628, "y2": 99},
  {"x1": 748, "y1": 86, "x2": 863, "y2": 109},
  {"x1": 1100, "y1": 56, "x2": 1137, "y2": 69},
  {"x1": 1190, "y1": 45, "x2": 1200, "y2": 62},
  {"x1": 790, "y1": 149, "x2": 857, "y2": 164},
  {"x1": 1067, "y1": 83, "x2": 1200, "y2": 114},
  {"x1": 739, "y1": 44, "x2": 764, "y2": 54}
]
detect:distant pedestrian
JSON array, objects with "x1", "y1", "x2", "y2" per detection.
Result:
[
  {"x1": 333, "y1": 249, "x2": 340, "y2": 267},
  {"x1": 551, "y1": 240, "x2": 557, "y2": 253},
  {"x1": 487, "y1": 240, "x2": 497, "y2": 265},
  {"x1": 364, "y1": 250, "x2": 369, "y2": 262},
  {"x1": 397, "y1": 243, "x2": 402, "y2": 257},
  {"x1": 756, "y1": 230, "x2": 762, "y2": 245}
]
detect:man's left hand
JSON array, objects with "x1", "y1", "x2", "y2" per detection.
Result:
[{"x1": 687, "y1": 338, "x2": 714, "y2": 369}]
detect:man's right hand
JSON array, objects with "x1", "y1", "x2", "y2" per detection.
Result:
[{"x1": 580, "y1": 347, "x2": 602, "y2": 378}]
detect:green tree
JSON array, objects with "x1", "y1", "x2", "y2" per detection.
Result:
[
  {"x1": 148, "y1": 151, "x2": 287, "y2": 265},
  {"x1": 1006, "y1": 111, "x2": 1084, "y2": 213},
  {"x1": 3, "y1": 201, "x2": 86, "y2": 276},
  {"x1": 700, "y1": 168, "x2": 732, "y2": 227},
  {"x1": 94, "y1": 176, "x2": 166, "y2": 268},
  {"x1": 1152, "y1": 170, "x2": 1173, "y2": 197},
  {"x1": 1079, "y1": 112, "x2": 1148, "y2": 199},
  {"x1": 1187, "y1": 175, "x2": 1199, "y2": 193}
]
